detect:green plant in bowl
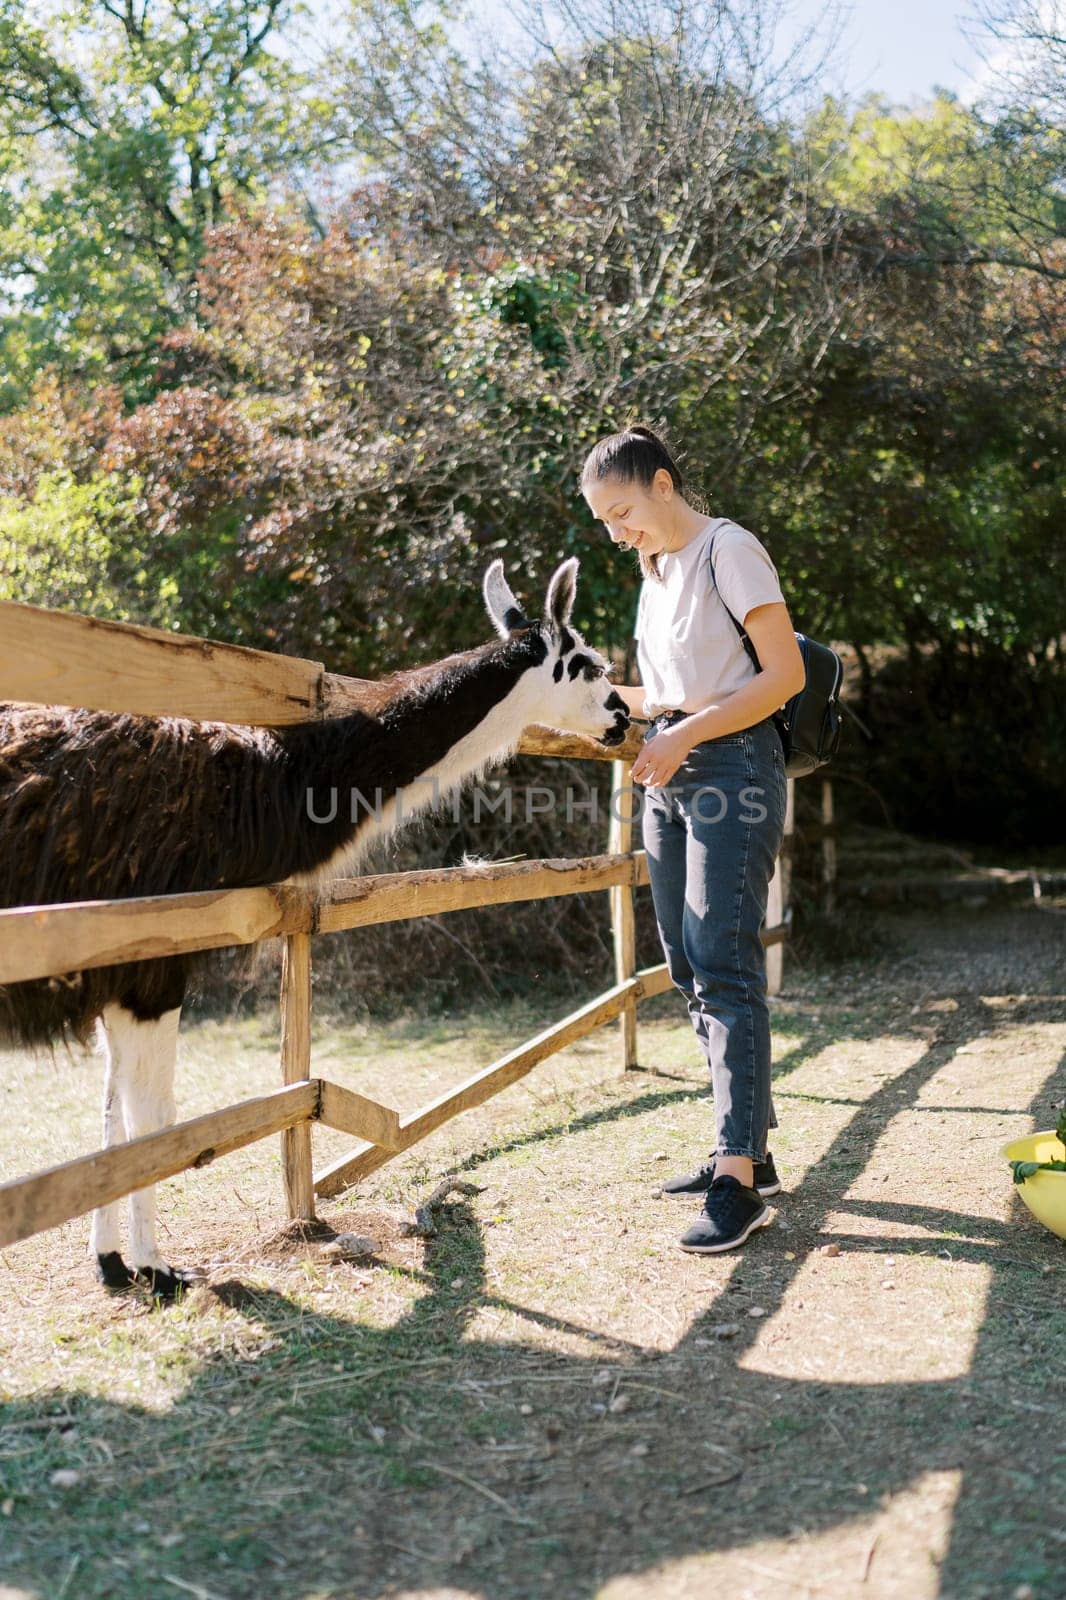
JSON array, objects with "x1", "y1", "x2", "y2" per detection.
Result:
[
  {"x1": 1002, "y1": 1108, "x2": 1066, "y2": 1242},
  {"x1": 1010, "y1": 1108, "x2": 1066, "y2": 1184}
]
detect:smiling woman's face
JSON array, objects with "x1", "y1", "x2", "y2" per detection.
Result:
[{"x1": 583, "y1": 468, "x2": 675, "y2": 556}]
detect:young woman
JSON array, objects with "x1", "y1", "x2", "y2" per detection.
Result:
[{"x1": 581, "y1": 424, "x2": 805, "y2": 1253}]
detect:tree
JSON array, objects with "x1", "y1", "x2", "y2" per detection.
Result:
[
  {"x1": 968, "y1": 0, "x2": 1066, "y2": 124},
  {"x1": 325, "y1": 0, "x2": 867, "y2": 643},
  {"x1": 0, "y1": 0, "x2": 340, "y2": 406}
]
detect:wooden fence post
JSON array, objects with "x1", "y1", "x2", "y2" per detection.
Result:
[
  {"x1": 608, "y1": 758, "x2": 638, "y2": 1070},
  {"x1": 280, "y1": 930, "x2": 315, "y2": 1220},
  {"x1": 821, "y1": 778, "x2": 837, "y2": 915},
  {"x1": 766, "y1": 777, "x2": 795, "y2": 997}
]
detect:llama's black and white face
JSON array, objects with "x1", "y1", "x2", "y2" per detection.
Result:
[{"x1": 483, "y1": 558, "x2": 630, "y2": 746}]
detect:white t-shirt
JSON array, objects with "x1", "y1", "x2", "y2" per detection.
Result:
[{"x1": 635, "y1": 517, "x2": 786, "y2": 715}]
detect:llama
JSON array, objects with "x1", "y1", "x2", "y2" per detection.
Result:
[{"x1": 0, "y1": 558, "x2": 629, "y2": 1295}]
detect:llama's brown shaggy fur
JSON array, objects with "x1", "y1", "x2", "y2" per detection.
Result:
[{"x1": 0, "y1": 627, "x2": 555, "y2": 1049}]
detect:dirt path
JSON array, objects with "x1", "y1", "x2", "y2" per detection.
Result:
[{"x1": 1, "y1": 901, "x2": 1064, "y2": 1599}]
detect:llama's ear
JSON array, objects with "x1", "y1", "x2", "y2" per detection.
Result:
[
  {"x1": 545, "y1": 557, "x2": 579, "y2": 633},
  {"x1": 483, "y1": 559, "x2": 530, "y2": 638}
]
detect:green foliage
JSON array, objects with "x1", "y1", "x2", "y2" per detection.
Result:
[
  {"x1": 1010, "y1": 1108, "x2": 1066, "y2": 1184},
  {"x1": 0, "y1": 0, "x2": 339, "y2": 406},
  {"x1": 0, "y1": 469, "x2": 180, "y2": 622},
  {"x1": 809, "y1": 89, "x2": 1066, "y2": 262},
  {"x1": 1011, "y1": 1160, "x2": 1066, "y2": 1183},
  {"x1": 0, "y1": 0, "x2": 1062, "y2": 839}
]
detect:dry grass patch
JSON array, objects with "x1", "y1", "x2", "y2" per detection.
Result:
[{"x1": 1, "y1": 904, "x2": 1064, "y2": 1599}]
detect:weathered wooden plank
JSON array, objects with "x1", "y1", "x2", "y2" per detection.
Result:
[
  {"x1": 0, "y1": 856, "x2": 647, "y2": 988},
  {"x1": 636, "y1": 961, "x2": 673, "y2": 998},
  {"x1": 280, "y1": 932, "x2": 315, "y2": 1221},
  {"x1": 314, "y1": 970, "x2": 667, "y2": 1198},
  {"x1": 317, "y1": 1081, "x2": 401, "y2": 1150},
  {"x1": 821, "y1": 778, "x2": 837, "y2": 915},
  {"x1": 0, "y1": 1083, "x2": 318, "y2": 1250},
  {"x1": 516, "y1": 724, "x2": 647, "y2": 762},
  {"x1": 0, "y1": 600, "x2": 651, "y2": 753},
  {"x1": 766, "y1": 777, "x2": 795, "y2": 995},
  {"x1": 0, "y1": 600, "x2": 325, "y2": 724},
  {"x1": 318, "y1": 854, "x2": 638, "y2": 934},
  {"x1": 316, "y1": 671, "x2": 378, "y2": 717},
  {"x1": 0, "y1": 884, "x2": 311, "y2": 985},
  {"x1": 608, "y1": 758, "x2": 638, "y2": 1071}
]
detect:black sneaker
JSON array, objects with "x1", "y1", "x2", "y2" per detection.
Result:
[
  {"x1": 679, "y1": 1175, "x2": 773, "y2": 1254},
  {"x1": 660, "y1": 1151, "x2": 781, "y2": 1198}
]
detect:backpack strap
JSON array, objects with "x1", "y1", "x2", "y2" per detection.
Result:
[
  {"x1": 709, "y1": 523, "x2": 797, "y2": 761},
  {"x1": 708, "y1": 522, "x2": 763, "y2": 675}
]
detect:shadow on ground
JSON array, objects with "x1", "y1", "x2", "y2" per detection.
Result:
[{"x1": 2, "y1": 907, "x2": 1064, "y2": 1599}]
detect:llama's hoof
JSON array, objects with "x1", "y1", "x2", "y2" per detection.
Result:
[
  {"x1": 95, "y1": 1252, "x2": 200, "y2": 1300},
  {"x1": 131, "y1": 1264, "x2": 201, "y2": 1301},
  {"x1": 95, "y1": 1250, "x2": 135, "y2": 1290}
]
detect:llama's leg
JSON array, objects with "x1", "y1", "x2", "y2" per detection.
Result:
[
  {"x1": 89, "y1": 1014, "x2": 133, "y2": 1289},
  {"x1": 104, "y1": 1002, "x2": 195, "y2": 1298}
]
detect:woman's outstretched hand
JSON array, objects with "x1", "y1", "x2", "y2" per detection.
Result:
[{"x1": 630, "y1": 724, "x2": 692, "y2": 788}]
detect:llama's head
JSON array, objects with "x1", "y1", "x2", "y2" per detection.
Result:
[{"x1": 483, "y1": 558, "x2": 630, "y2": 746}]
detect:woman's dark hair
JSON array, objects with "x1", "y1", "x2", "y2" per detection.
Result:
[{"x1": 580, "y1": 422, "x2": 700, "y2": 581}]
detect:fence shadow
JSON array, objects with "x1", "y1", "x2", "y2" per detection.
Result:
[{"x1": 1, "y1": 947, "x2": 1063, "y2": 1597}]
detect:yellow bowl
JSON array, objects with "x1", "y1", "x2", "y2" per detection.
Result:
[{"x1": 1002, "y1": 1131, "x2": 1066, "y2": 1241}]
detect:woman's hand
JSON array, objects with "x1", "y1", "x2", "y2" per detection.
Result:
[{"x1": 630, "y1": 724, "x2": 692, "y2": 788}]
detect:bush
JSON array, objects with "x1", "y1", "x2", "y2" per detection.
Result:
[
  {"x1": 861, "y1": 646, "x2": 1066, "y2": 849},
  {"x1": 0, "y1": 469, "x2": 181, "y2": 625}
]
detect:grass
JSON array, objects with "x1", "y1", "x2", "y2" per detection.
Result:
[{"x1": 0, "y1": 901, "x2": 1065, "y2": 1599}]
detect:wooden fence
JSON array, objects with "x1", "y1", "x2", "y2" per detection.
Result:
[{"x1": 0, "y1": 598, "x2": 793, "y2": 1249}]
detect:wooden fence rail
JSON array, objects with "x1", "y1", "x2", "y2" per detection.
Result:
[
  {"x1": 0, "y1": 601, "x2": 793, "y2": 1252},
  {"x1": 0, "y1": 855, "x2": 650, "y2": 986}
]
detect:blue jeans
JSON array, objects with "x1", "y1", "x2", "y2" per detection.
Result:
[{"x1": 639, "y1": 714, "x2": 788, "y2": 1163}]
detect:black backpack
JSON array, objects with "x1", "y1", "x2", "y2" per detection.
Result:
[{"x1": 709, "y1": 530, "x2": 844, "y2": 779}]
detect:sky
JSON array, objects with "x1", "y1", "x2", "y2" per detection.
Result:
[
  {"x1": 785, "y1": 0, "x2": 1004, "y2": 103},
  {"x1": 775, "y1": 0, "x2": 987, "y2": 103},
  {"x1": 277, "y1": 0, "x2": 1008, "y2": 222},
  {"x1": 441, "y1": 0, "x2": 995, "y2": 107},
  {"x1": 30, "y1": 0, "x2": 1007, "y2": 109}
]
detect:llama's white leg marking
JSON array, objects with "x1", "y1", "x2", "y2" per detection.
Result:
[
  {"x1": 96, "y1": 1003, "x2": 181, "y2": 1273},
  {"x1": 88, "y1": 1015, "x2": 124, "y2": 1260},
  {"x1": 121, "y1": 1006, "x2": 180, "y2": 1272}
]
